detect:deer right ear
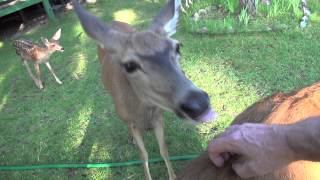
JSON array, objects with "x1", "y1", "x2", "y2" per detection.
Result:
[
  {"x1": 73, "y1": 0, "x2": 128, "y2": 52},
  {"x1": 149, "y1": 0, "x2": 181, "y2": 37}
]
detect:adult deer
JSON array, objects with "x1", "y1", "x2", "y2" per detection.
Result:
[
  {"x1": 177, "y1": 82, "x2": 320, "y2": 180},
  {"x1": 13, "y1": 29, "x2": 64, "y2": 89},
  {"x1": 73, "y1": 0, "x2": 217, "y2": 179}
]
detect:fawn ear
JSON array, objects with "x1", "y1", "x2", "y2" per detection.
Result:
[
  {"x1": 149, "y1": 0, "x2": 181, "y2": 37},
  {"x1": 41, "y1": 37, "x2": 49, "y2": 46},
  {"x1": 73, "y1": 0, "x2": 128, "y2": 52},
  {"x1": 52, "y1": 28, "x2": 61, "y2": 41}
]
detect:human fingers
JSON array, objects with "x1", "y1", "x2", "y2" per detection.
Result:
[{"x1": 208, "y1": 137, "x2": 237, "y2": 167}]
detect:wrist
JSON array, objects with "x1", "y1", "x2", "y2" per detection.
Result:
[
  {"x1": 274, "y1": 125, "x2": 299, "y2": 162},
  {"x1": 284, "y1": 118, "x2": 320, "y2": 161}
]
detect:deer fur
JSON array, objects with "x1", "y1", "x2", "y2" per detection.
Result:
[
  {"x1": 177, "y1": 82, "x2": 320, "y2": 180},
  {"x1": 73, "y1": 0, "x2": 217, "y2": 179},
  {"x1": 13, "y1": 29, "x2": 64, "y2": 89}
]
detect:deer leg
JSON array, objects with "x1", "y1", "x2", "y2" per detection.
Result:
[
  {"x1": 45, "y1": 62, "x2": 62, "y2": 85},
  {"x1": 129, "y1": 125, "x2": 152, "y2": 180},
  {"x1": 34, "y1": 63, "x2": 43, "y2": 89},
  {"x1": 154, "y1": 121, "x2": 176, "y2": 180},
  {"x1": 128, "y1": 134, "x2": 137, "y2": 145},
  {"x1": 22, "y1": 60, "x2": 42, "y2": 89}
]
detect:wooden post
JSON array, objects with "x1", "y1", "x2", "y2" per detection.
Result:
[{"x1": 42, "y1": 0, "x2": 55, "y2": 20}]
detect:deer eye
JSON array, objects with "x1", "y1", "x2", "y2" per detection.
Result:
[{"x1": 123, "y1": 61, "x2": 140, "y2": 73}]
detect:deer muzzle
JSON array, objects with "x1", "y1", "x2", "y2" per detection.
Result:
[{"x1": 178, "y1": 90, "x2": 217, "y2": 122}]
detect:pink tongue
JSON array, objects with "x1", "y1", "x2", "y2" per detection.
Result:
[{"x1": 199, "y1": 109, "x2": 218, "y2": 123}]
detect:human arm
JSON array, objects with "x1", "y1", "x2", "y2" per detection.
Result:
[{"x1": 208, "y1": 117, "x2": 320, "y2": 178}]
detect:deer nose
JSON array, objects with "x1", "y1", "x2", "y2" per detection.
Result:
[
  {"x1": 179, "y1": 90, "x2": 209, "y2": 120},
  {"x1": 61, "y1": 47, "x2": 65, "y2": 51}
]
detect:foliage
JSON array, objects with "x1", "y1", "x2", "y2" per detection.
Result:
[
  {"x1": 239, "y1": 7, "x2": 250, "y2": 26},
  {"x1": 182, "y1": 0, "x2": 320, "y2": 34},
  {"x1": 0, "y1": 0, "x2": 319, "y2": 179}
]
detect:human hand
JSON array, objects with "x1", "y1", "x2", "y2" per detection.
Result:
[{"x1": 208, "y1": 123, "x2": 296, "y2": 178}]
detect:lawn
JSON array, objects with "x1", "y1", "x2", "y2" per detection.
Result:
[{"x1": 0, "y1": 0, "x2": 319, "y2": 179}]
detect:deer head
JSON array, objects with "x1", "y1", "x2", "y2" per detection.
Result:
[
  {"x1": 42, "y1": 29, "x2": 64, "y2": 52},
  {"x1": 73, "y1": 0, "x2": 217, "y2": 122}
]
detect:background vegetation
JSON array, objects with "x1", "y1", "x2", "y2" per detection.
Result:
[
  {"x1": 0, "y1": 0, "x2": 319, "y2": 179},
  {"x1": 183, "y1": 0, "x2": 320, "y2": 34}
]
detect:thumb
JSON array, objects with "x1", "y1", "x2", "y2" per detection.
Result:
[{"x1": 208, "y1": 137, "x2": 236, "y2": 167}]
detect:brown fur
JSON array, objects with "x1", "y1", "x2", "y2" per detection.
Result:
[
  {"x1": 177, "y1": 82, "x2": 320, "y2": 180},
  {"x1": 13, "y1": 40, "x2": 46, "y2": 63},
  {"x1": 97, "y1": 21, "x2": 163, "y2": 131},
  {"x1": 97, "y1": 21, "x2": 134, "y2": 64},
  {"x1": 74, "y1": 1, "x2": 215, "y2": 178}
]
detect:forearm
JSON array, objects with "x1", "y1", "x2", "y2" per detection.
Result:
[{"x1": 285, "y1": 117, "x2": 320, "y2": 161}]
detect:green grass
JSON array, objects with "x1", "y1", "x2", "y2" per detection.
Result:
[{"x1": 0, "y1": 0, "x2": 320, "y2": 179}]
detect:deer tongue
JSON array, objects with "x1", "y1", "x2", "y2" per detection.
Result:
[{"x1": 198, "y1": 108, "x2": 218, "y2": 123}]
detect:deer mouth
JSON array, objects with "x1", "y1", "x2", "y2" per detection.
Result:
[
  {"x1": 195, "y1": 108, "x2": 218, "y2": 123},
  {"x1": 175, "y1": 107, "x2": 218, "y2": 123}
]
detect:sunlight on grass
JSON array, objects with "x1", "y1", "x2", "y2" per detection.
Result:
[
  {"x1": 310, "y1": 12, "x2": 320, "y2": 22},
  {"x1": 113, "y1": 9, "x2": 137, "y2": 24},
  {"x1": 0, "y1": 66, "x2": 13, "y2": 85},
  {"x1": 73, "y1": 53, "x2": 88, "y2": 78},
  {"x1": 89, "y1": 142, "x2": 111, "y2": 161},
  {"x1": 67, "y1": 105, "x2": 92, "y2": 150},
  {"x1": 73, "y1": 23, "x2": 84, "y2": 34},
  {"x1": 0, "y1": 41, "x2": 3, "y2": 48},
  {"x1": 0, "y1": 75, "x2": 6, "y2": 85},
  {"x1": 0, "y1": 94, "x2": 8, "y2": 111}
]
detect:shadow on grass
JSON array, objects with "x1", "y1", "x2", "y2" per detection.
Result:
[{"x1": 1, "y1": 0, "x2": 320, "y2": 179}]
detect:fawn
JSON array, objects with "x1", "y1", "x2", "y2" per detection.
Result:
[
  {"x1": 74, "y1": 0, "x2": 217, "y2": 179},
  {"x1": 13, "y1": 29, "x2": 64, "y2": 89}
]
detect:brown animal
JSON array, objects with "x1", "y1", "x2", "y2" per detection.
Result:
[
  {"x1": 13, "y1": 29, "x2": 64, "y2": 89},
  {"x1": 73, "y1": 0, "x2": 217, "y2": 179},
  {"x1": 177, "y1": 82, "x2": 320, "y2": 180}
]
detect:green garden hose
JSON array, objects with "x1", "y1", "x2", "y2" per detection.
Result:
[{"x1": 0, "y1": 154, "x2": 198, "y2": 171}]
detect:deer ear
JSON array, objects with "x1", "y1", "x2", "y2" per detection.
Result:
[
  {"x1": 149, "y1": 0, "x2": 181, "y2": 37},
  {"x1": 73, "y1": 0, "x2": 128, "y2": 52},
  {"x1": 41, "y1": 37, "x2": 49, "y2": 46},
  {"x1": 52, "y1": 28, "x2": 61, "y2": 41}
]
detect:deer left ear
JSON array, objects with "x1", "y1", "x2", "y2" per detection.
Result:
[
  {"x1": 52, "y1": 28, "x2": 61, "y2": 41},
  {"x1": 41, "y1": 37, "x2": 49, "y2": 46},
  {"x1": 149, "y1": 0, "x2": 181, "y2": 37}
]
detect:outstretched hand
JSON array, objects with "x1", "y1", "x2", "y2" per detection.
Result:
[{"x1": 208, "y1": 123, "x2": 295, "y2": 178}]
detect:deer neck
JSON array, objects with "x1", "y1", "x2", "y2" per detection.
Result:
[{"x1": 37, "y1": 46, "x2": 54, "y2": 61}]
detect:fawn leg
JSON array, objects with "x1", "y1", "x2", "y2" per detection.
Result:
[
  {"x1": 33, "y1": 63, "x2": 43, "y2": 89},
  {"x1": 45, "y1": 62, "x2": 62, "y2": 84},
  {"x1": 23, "y1": 60, "x2": 42, "y2": 89},
  {"x1": 154, "y1": 120, "x2": 176, "y2": 180},
  {"x1": 129, "y1": 125, "x2": 152, "y2": 180}
]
